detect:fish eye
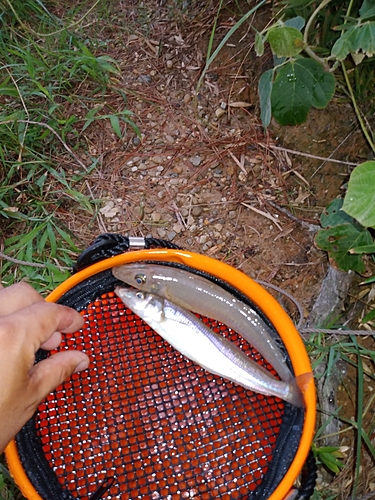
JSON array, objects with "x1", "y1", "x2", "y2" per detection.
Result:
[
  {"x1": 134, "y1": 273, "x2": 147, "y2": 285},
  {"x1": 135, "y1": 291, "x2": 145, "y2": 299}
]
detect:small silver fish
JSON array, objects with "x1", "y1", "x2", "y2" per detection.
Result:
[
  {"x1": 115, "y1": 287, "x2": 309, "y2": 408},
  {"x1": 113, "y1": 263, "x2": 293, "y2": 382}
]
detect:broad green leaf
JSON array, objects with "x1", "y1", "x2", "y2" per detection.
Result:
[
  {"x1": 267, "y1": 27, "x2": 304, "y2": 57},
  {"x1": 331, "y1": 26, "x2": 357, "y2": 60},
  {"x1": 342, "y1": 161, "x2": 375, "y2": 228},
  {"x1": 356, "y1": 22, "x2": 375, "y2": 57},
  {"x1": 320, "y1": 198, "x2": 356, "y2": 228},
  {"x1": 315, "y1": 223, "x2": 373, "y2": 273},
  {"x1": 258, "y1": 69, "x2": 273, "y2": 128},
  {"x1": 360, "y1": 0, "x2": 375, "y2": 20},
  {"x1": 284, "y1": 16, "x2": 305, "y2": 31},
  {"x1": 255, "y1": 32, "x2": 265, "y2": 57},
  {"x1": 271, "y1": 59, "x2": 335, "y2": 125}
]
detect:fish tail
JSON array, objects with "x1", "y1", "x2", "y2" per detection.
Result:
[{"x1": 286, "y1": 372, "x2": 313, "y2": 408}]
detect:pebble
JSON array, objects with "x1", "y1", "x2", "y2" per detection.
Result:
[
  {"x1": 190, "y1": 155, "x2": 202, "y2": 167},
  {"x1": 214, "y1": 223, "x2": 223, "y2": 232},
  {"x1": 133, "y1": 136, "x2": 141, "y2": 146},
  {"x1": 192, "y1": 206, "x2": 203, "y2": 216},
  {"x1": 138, "y1": 75, "x2": 152, "y2": 84},
  {"x1": 215, "y1": 108, "x2": 225, "y2": 118},
  {"x1": 189, "y1": 224, "x2": 197, "y2": 232},
  {"x1": 173, "y1": 165, "x2": 183, "y2": 174},
  {"x1": 139, "y1": 162, "x2": 148, "y2": 171},
  {"x1": 229, "y1": 210, "x2": 237, "y2": 219},
  {"x1": 167, "y1": 231, "x2": 176, "y2": 241},
  {"x1": 202, "y1": 241, "x2": 213, "y2": 252},
  {"x1": 151, "y1": 212, "x2": 161, "y2": 222},
  {"x1": 180, "y1": 208, "x2": 189, "y2": 217},
  {"x1": 187, "y1": 215, "x2": 195, "y2": 226},
  {"x1": 165, "y1": 134, "x2": 175, "y2": 143},
  {"x1": 157, "y1": 228, "x2": 166, "y2": 238},
  {"x1": 173, "y1": 223, "x2": 183, "y2": 233},
  {"x1": 199, "y1": 235, "x2": 208, "y2": 244},
  {"x1": 183, "y1": 94, "x2": 191, "y2": 104},
  {"x1": 166, "y1": 60, "x2": 173, "y2": 69}
]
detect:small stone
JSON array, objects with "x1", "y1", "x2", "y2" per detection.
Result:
[
  {"x1": 151, "y1": 212, "x2": 161, "y2": 222},
  {"x1": 139, "y1": 162, "x2": 148, "y2": 171},
  {"x1": 131, "y1": 166, "x2": 138, "y2": 172},
  {"x1": 229, "y1": 210, "x2": 237, "y2": 219},
  {"x1": 165, "y1": 53, "x2": 174, "y2": 61},
  {"x1": 173, "y1": 165, "x2": 183, "y2": 174},
  {"x1": 180, "y1": 208, "x2": 189, "y2": 217},
  {"x1": 165, "y1": 134, "x2": 174, "y2": 144},
  {"x1": 189, "y1": 224, "x2": 197, "y2": 232},
  {"x1": 138, "y1": 75, "x2": 152, "y2": 84},
  {"x1": 187, "y1": 215, "x2": 195, "y2": 226},
  {"x1": 133, "y1": 136, "x2": 141, "y2": 146},
  {"x1": 166, "y1": 60, "x2": 173, "y2": 69},
  {"x1": 190, "y1": 155, "x2": 202, "y2": 167},
  {"x1": 173, "y1": 223, "x2": 183, "y2": 233},
  {"x1": 169, "y1": 178, "x2": 179, "y2": 185},
  {"x1": 220, "y1": 101, "x2": 227, "y2": 109},
  {"x1": 215, "y1": 108, "x2": 225, "y2": 118},
  {"x1": 151, "y1": 155, "x2": 163, "y2": 164},
  {"x1": 157, "y1": 228, "x2": 166, "y2": 238},
  {"x1": 202, "y1": 241, "x2": 213, "y2": 252},
  {"x1": 167, "y1": 231, "x2": 176, "y2": 241},
  {"x1": 183, "y1": 94, "x2": 191, "y2": 105},
  {"x1": 214, "y1": 223, "x2": 223, "y2": 232},
  {"x1": 199, "y1": 235, "x2": 208, "y2": 244},
  {"x1": 192, "y1": 206, "x2": 203, "y2": 216}
]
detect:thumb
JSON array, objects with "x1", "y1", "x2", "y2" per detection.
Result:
[{"x1": 29, "y1": 351, "x2": 89, "y2": 402}]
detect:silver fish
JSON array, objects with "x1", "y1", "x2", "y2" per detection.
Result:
[
  {"x1": 114, "y1": 287, "x2": 307, "y2": 408},
  {"x1": 113, "y1": 263, "x2": 293, "y2": 382}
]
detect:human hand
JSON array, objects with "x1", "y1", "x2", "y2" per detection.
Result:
[{"x1": 0, "y1": 282, "x2": 89, "y2": 453}]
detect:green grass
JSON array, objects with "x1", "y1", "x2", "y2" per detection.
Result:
[{"x1": 0, "y1": 0, "x2": 138, "y2": 292}]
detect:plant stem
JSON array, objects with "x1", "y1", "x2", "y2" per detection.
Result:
[
  {"x1": 341, "y1": 62, "x2": 375, "y2": 154},
  {"x1": 303, "y1": 0, "x2": 333, "y2": 70}
]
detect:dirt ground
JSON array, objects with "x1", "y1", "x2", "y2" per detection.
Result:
[{"x1": 70, "y1": 0, "x2": 370, "y2": 321}]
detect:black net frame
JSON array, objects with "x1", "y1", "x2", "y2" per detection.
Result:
[{"x1": 14, "y1": 235, "x2": 316, "y2": 500}]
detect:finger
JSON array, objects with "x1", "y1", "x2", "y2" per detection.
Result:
[
  {"x1": 0, "y1": 282, "x2": 44, "y2": 316},
  {"x1": 40, "y1": 331, "x2": 62, "y2": 351},
  {"x1": 29, "y1": 350, "x2": 90, "y2": 403},
  {"x1": 2, "y1": 302, "x2": 85, "y2": 351}
]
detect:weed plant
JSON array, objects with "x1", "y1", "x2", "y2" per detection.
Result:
[{"x1": 0, "y1": 0, "x2": 137, "y2": 293}]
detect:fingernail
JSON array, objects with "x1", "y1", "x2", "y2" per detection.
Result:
[{"x1": 74, "y1": 358, "x2": 89, "y2": 374}]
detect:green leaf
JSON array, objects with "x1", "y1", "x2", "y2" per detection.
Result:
[
  {"x1": 271, "y1": 59, "x2": 335, "y2": 125},
  {"x1": 284, "y1": 16, "x2": 305, "y2": 31},
  {"x1": 342, "y1": 161, "x2": 375, "y2": 228},
  {"x1": 109, "y1": 114, "x2": 122, "y2": 139},
  {"x1": 258, "y1": 69, "x2": 273, "y2": 128},
  {"x1": 315, "y1": 223, "x2": 373, "y2": 273},
  {"x1": 360, "y1": 0, "x2": 375, "y2": 20},
  {"x1": 331, "y1": 26, "x2": 357, "y2": 60},
  {"x1": 349, "y1": 244, "x2": 375, "y2": 254},
  {"x1": 320, "y1": 198, "x2": 356, "y2": 228},
  {"x1": 255, "y1": 32, "x2": 265, "y2": 57},
  {"x1": 267, "y1": 27, "x2": 304, "y2": 57},
  {"x1": 362, "y1": 307, "x2": 375, "y2": 323},
  {"x1": 356, "y1": 22, "x2": 375, "y2": 57}
]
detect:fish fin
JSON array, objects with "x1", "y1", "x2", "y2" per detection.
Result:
[
  {"x1": 287, "y1": 372, "x2": 313, "y2": 408},
  {"x1": 296, "y1": 372, "x2": 313, "y2": 393}
]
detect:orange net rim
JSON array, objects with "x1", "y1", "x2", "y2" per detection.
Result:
[{"x1": 6, "y1": 248, "x2": 316, "y2": 500}]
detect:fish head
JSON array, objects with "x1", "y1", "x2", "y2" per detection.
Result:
[
  {"x1": 114, "y1": 286, "x2": 165, "y2": 322},
  {"x1": 113, "y1": 264, "x2": 163, "y2": 294}
]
